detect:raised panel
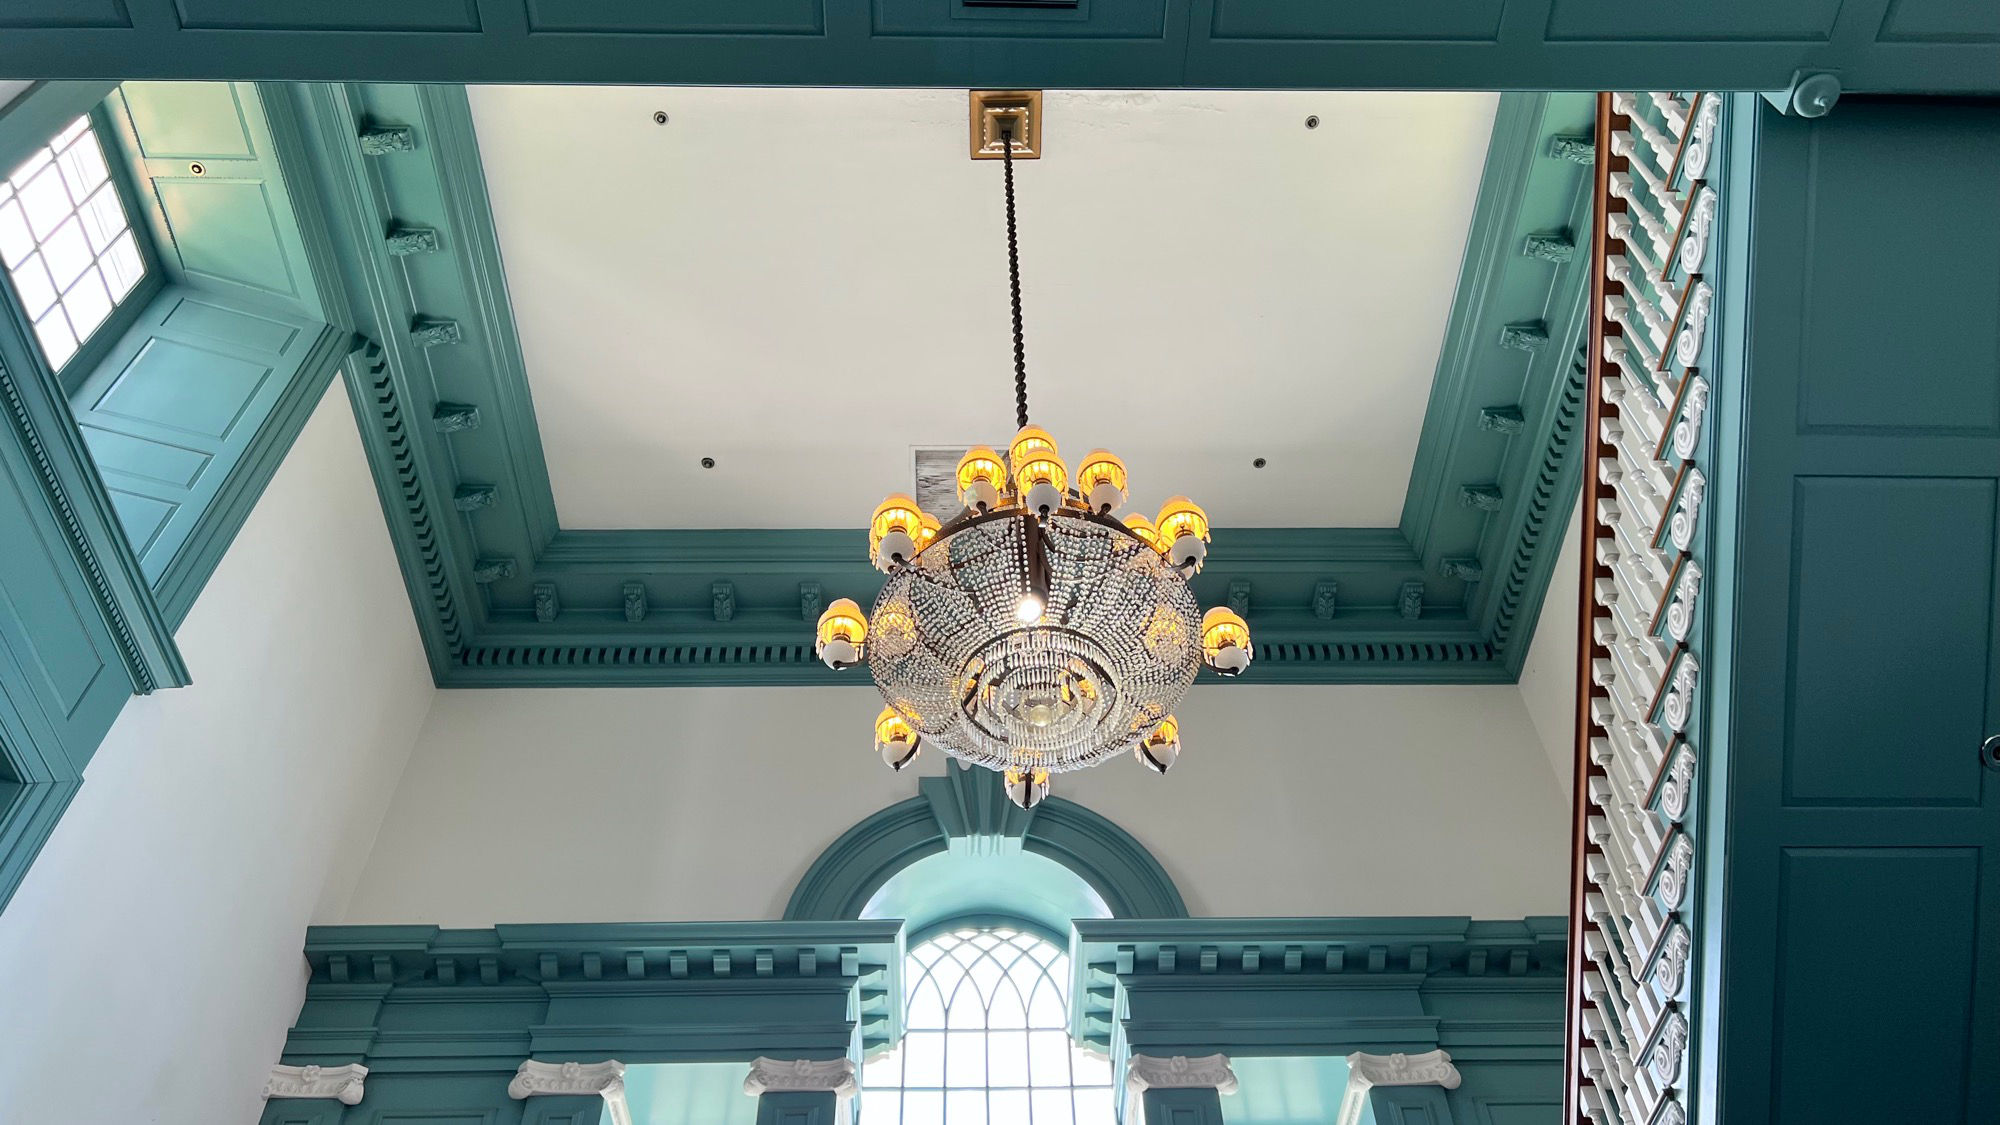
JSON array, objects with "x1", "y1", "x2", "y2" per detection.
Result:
[
  {"x1": 0, "y1": 1, "x2": 129, "y2": 28},
  {"x1": 1785, "y1": 476, "x2": 1994, "y2": 805},
  {"x1": 161, "y1": 294, "x2": 304, "y2": 354},
  {"x1": 102, "y1": 487, "x2": 177, "y2": 554},
  {"x1": 79, "y1": 425, "x2": 211, "y2": 488},
  {"x1": 875, "y1": 0, "x2": 1163, "y2": 38},
  {"x1": 1209, "y1": 0, "x2": 1503, "y2": 42},
  {"x1": 1545, "y1": 0, "x2": 1842, "y2": 42},
  {"x1": 527, "y1": 0, "x2": 823, "y2": 34},
  {"x1": 119, "y1": 82, "x2": 255, "y2": 160},
  {"x1": 1878, "y1": 0, "x2": 2000, "y2": 43},
  {"x1": 173, "y1": 0, "x2": 482, "y2": 32},
  {"x1": 90, "y1": 338, "x2": 274, "y2": 440},
  {"x1": 0, "y1": 469, "x2": 109, "y2": 716},
  {"x1": 1798, "y1": 103, "x2": 2000, "y2": 433},
  {"x1": 1772, "y1": 847, "x2": 1978, "y2": 1124},
  {"x1": 152, "y1": 179, "x2": 300, "y2": 299},
  {"x1": 1478, "y1": 1105, "x2": 1558, "y2": 1125}
]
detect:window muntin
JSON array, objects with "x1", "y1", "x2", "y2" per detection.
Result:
[
  {"x1": 860, "y1": 925, "x2": 1115, "y2": 1125},
  {"x1": 0, "y1": 116, "x2": 144, "y2": 369}
]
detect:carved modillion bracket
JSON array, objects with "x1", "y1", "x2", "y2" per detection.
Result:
[
  {"x1": 265, "y1": 1063, "x2": 368, "y2": 1105},
  {"x1": 1313, "y1": 580, "x2": 1337, "y2": 620},
  {"x1": 623, "y1": 581, "x2": 648, "y2": 622},
  {"x1": 1126, "y1": 1053, "x2": 1239, "y2": 1094},
  {"x1": 533, "y1": 582, "x2": 559, "y2": 623},
  {"x1": 1399, "y1": 580, "x2": 1424, "y2": 620},
  {"x1": 432, "y1": 402, "x2": 481, "y2": 433},
  {"x1": 357, "y1": 124, "x2": 414, "y2": 155}
]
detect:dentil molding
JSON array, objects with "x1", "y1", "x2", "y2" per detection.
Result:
[
  {"x1": 264, "y1": 1063, "x2": 368, "y2": 1105},
  {"x1": 742, "y1": 1056, "x2": 858, "y2": 1099},
  {"x1": 1125, "y1": 1053, "x2": 1240, "y2": 1094}
]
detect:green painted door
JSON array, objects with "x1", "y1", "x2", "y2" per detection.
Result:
[{"x1": 1709, "y1": 97, "x2": 2000, "y2": 1124}]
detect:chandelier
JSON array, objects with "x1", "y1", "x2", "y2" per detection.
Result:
[{"x1": 812, "y1": 123, "x2": 1252, "y2": 808}]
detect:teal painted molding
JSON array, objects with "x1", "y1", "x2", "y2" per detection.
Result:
[
  {"x1": 785, "y1": 761, "x2": 1187, "y2": 923},
  {"x1": 4, "y1": 2, "x2": 2000, "y2": 93},
  {"x1": 289, "y1": 83, "x2": 1590, "y2": 687},
  {"x1": 282, "y1": 920, "x2": 905, "y2": 1070},
  {"x1": 1068, "y1": 916, "x2": 1566, "y2": 1059}
]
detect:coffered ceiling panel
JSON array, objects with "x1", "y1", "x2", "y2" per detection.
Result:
[{"x1": 469, "y1": 87, "x2": 1498, "y2": 530}]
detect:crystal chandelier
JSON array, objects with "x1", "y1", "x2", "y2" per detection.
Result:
[{"x1": 812, "y1": 125, "x2": 1252, "y2": 808}]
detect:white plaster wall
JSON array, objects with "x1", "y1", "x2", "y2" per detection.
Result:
[
  {"x1": 342, "y1": 680, "x2": 1570, "y2": 925},
  {"x1": 0, "y1": 388, "x2": 434, "y2": 1125},
  {"x1": 1515, "y1": 500, "x2": 1584, "y2": 802}
]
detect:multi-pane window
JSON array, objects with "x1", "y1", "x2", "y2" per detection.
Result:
[
  {"x1": 860, "y1": 925, "x2": 1115, "y2": 1125},
  {"x1": 0, "y1": 116, "x2": 145, "y2": 369}
]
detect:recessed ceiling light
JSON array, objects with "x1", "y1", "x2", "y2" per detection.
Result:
[
  {"x1": 1304, "y1": 115, "x2": 1320, "y2": 130},
  {"x1": 1253, "y1": 457, "x2": 1268, "y2": 469},
  {"x1": 699, "y1": 456, "x2": 716, "y2": 469}
]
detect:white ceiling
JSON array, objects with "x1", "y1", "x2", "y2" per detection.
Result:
[{"x1": 469, "y1": 87, "x2": 1497, "y2": 530}]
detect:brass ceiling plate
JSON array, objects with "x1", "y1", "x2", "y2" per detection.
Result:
[{"x1": 969, "y1": 90, "x2": 1042, "y2": 159}]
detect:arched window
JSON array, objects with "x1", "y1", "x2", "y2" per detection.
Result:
[{"x1": 859, "y1": 924, "x2": 1115, "y2": 1125}]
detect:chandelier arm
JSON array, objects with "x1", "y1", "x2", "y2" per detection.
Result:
[{"x1": 1002, "y1": 126, "x2": 1029, "y2": 430}]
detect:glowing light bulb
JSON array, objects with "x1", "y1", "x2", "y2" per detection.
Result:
[{"x1": 1015, "y1": 592, "x2": 1044, "y2": 624}]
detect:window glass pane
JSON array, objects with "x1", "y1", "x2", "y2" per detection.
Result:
[
  {"x1": 0, "y1": 201, "x2": 32, "y2": 268},
  {"x1": 11, "y1": 252, "x2": 56, "y2": 317},
  {"x1": 103, "y1": 231, "x2": 144, "y2": 301},
  {"x1": 945, "y1": 1089, "x2": 987, "y2": 1125},
  {"x1": 0, "y1": 117, "x2": 145, "y2": 368},
  {"x1": 41, "y1": 216, "x2": 91, "y2": 289},
  {"x1": 62, "y1": 267, "x2": 113, "y2": 340},
  {"x1": 56, "y1": 131, "x2": 109, "y2": 200},
  {"x1": 862, "y1": 926, "x2": 1112, "y2": 1124},
  {"x1": 33, "y1": 306, "x2": 77, "y2": 368}
]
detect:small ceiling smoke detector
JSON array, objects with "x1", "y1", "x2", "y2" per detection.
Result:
[{"x1": 969, "y1": 90, "x2": 1042, "y2": 160}]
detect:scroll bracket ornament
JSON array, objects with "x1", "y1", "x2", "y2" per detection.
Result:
[
  {"x1": 264, "y1": 1063, "x2": 368, "y2": 1105},
  {"x1": 1336, "y1": 1051, "x2": 1462, "y2": 1125},
  {"x1": 742, "y1": 1057, "x2": 858, "y2": 1100},
  {"x1": 510, "y1": 1060, "x2": 631, "y2": 1125},
  {"x1": 1125, "y1": 1053, "x2": 1240, "y2": 1095}
]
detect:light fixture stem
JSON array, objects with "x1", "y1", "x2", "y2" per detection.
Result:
[{"x1": 1001, "y1": 125, "x2": 1029, "y2": 430}]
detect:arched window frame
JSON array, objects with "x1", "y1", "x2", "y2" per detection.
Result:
[{"x1": 859, "y1": 920, "x2": 1117, "y2": 1125}]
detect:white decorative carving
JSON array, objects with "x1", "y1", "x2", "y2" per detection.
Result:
[
  {"x1": 509, "y1": 1061, "x2": 630, "y2": 1125},
  {"x1": 1655, "y1": 1097, "x2": 1689, "y2": 1125},
  {"x1": 1655, "y1": 832, "x2": 1694, "y2": 909},
  {"x1": 1668, "y1": 468, "x2": 1705, "y2": 554},
  {"x1": 1682, "y1": 95, "x2": 1721, "y2": 182},
  {"x1": 265, "y1": 1063, "x2": 369, "y2": 1105},
  {"x1": 1678, "y1": 187, "x2": 1717, "y2": 276},
  {"x1": 1125, "y1": 1053, "x2": 1240, "y2": 1095},
  {"x1": 1664, "y1": 561, "x2": 1701, "y2": 644},
  {"x1": 1334, "y1": 1051, "x2": 1462, "y2": 1125},
  {"x1": 1346, "y1": 1050, "x2": 1462, "y2": 1089},
  {"x1": 1658, "y1": 743, "x2": 1696, "y2": 823},
  {"x1": 1662, "y1": 654, "x2": 1699, "y2": 733},
  {"x1": 1673, "y1": 282, "x2": 1713, "y2": 371},
  {"x1": 742, "y1": 1057, "x2": 858, "y2": 1099},
  {"x1": 1651, "y1": 921, "x2": 1692, "y2": 998},
  {"x1": 1647, "y1": 1008, "x2": 1690, "y2": 1086}
]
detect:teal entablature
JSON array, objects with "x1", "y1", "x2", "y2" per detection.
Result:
[{"x1": 6, "y1": 2, "x2": 2000, "y2": 94}]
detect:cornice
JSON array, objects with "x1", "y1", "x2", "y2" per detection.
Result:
[{"x1": 291, "y1": 82, "x2": 1590, "y2": 686}]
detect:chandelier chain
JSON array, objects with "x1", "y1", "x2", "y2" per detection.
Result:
[{"x1": 1002, "y1": 126, "x2": 1029, "y2": 430}]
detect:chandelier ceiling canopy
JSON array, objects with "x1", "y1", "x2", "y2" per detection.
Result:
[{"x1": 814, "y1": 104, "x2": 1252, "y2": 808}]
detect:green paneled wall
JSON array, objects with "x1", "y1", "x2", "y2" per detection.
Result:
[{"x1": 1701, "y1": 96, "x2": 2000, "y2": 1124}]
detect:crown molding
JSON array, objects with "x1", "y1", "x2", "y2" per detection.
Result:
[{"x1": 277, "y1": 82, "x2": 1591, "y2": 686}]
